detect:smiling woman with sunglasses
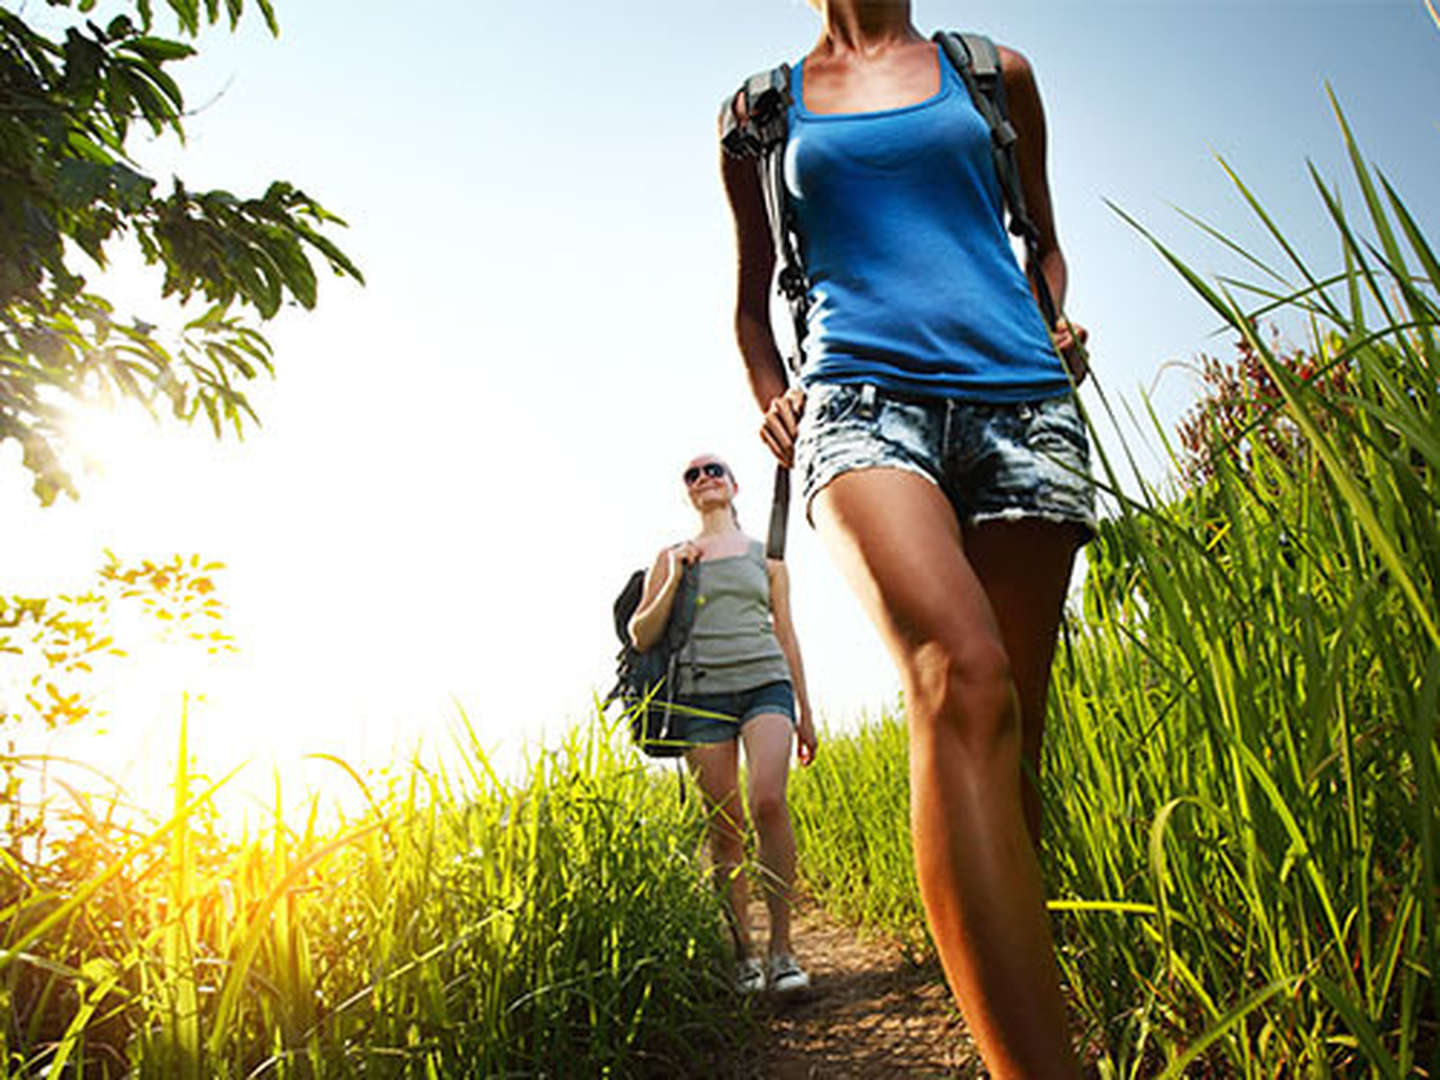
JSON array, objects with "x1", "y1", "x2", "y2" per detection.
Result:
[{"x1": 628, "y1": 453, "x2": 818, "y2": 995}]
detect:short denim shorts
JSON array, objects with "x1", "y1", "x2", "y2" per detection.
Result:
[
  {"x1": 795, "y1": 381, "x2": 1096, "y2": 538},
  {"x1": 670, "y1": 680, "x2": 796, "y2": 745}
]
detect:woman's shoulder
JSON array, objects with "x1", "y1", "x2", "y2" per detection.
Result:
[
  {"x1": 750, "y1": 538, "x2": 785, "y2": 575},
  {"x1": 719, "y1": 56, "x2": 803, "y2": 133},
  {"x1": 994, "y1": 43, "x2": 1036, "y2": 89},
  {"x1": 650, "y1": 538, "x2": 690, "y2": 564}
]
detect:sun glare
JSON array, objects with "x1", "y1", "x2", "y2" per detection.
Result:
[
  {"x1": 12, "y1": 399, "x2": 426, "y2": 829},
  {"x1": 57, "y1": 395, "x2": 172, "y2": 486}
]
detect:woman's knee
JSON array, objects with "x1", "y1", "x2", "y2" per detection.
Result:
[
  {"x1": 708, "y1": 817, "x2": 746, "y2": 864},
  {"x1": 747, "y1": 782, "x2": 789, "y2": 830},
  {"x1": 696, "y1": 783, "x2": 747, "y2": 856},
  {"x1": 904, "y1": 637, "x2": 1019, "y2": 751}
]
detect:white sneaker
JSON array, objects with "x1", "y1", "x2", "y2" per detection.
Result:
[
  {"x1": 735, "y1": 956, "x2": 766, "y2": 994},
  {"x1": 766, "y1": 952, "x2": 810, "y2": 993}
]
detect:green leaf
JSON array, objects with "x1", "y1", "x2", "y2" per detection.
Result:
[
  {"x1": 119, "y1": 36, "x2": 195, "y2": 63},
  {"x1": 54, "y1": 159, "x2": 111, "y2": 209},
  {"x1": 1215, "y1": 154, "x2": 1344, "y2": 324},
  {"x1": 1329, "y1": 86, "x2": 1407, "y2": 287},
  {"x1": 1310, "y1": 975, "x2": 1401, "y2": 1080},
  {"x1": 168, "y1": 0, "x2": 201, "y2": 36}
]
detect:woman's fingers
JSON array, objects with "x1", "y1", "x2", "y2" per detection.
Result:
[
  {"x1": 797, "y1": 723, "x2": 818, "y2": 766},
  {"x1": 781, "y1": 386, "x2": 806, "y2": 422},
  {"x1": 760, "y1": 422, "x2": 791, "y2": 467},
  {"x1": 760, "y1": 387, "x2": 807, "y2": 467},
  {"x1": 1053, "y1": 319, "x2": 1090, "y2": 385}
]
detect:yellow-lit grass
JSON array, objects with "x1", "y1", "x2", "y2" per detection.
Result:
[{"x1": 0, "y1": 711, "x2": 742, "y2": 1076}]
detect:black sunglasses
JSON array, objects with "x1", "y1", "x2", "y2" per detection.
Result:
[{"x1": 683, "y1": 462, "x2": 727, "y2": 486}]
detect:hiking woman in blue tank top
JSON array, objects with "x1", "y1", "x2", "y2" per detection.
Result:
[
  {"x1": 628, "y1": 453, "x2": 818, "y2": 995},
  {"x1": 722, "y1": 2, "x2": 1091, "y2": 1075}
]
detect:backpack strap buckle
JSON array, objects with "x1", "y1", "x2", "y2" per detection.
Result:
[
  {"x1": 777, "y1": 264, "x2": 808, "y2": 302},
  {"x1": 720, "y1": 65, "x2": 793, "y2": 159}
]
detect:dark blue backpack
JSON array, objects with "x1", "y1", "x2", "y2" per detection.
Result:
[{"x1": 606, "y1": 561, "x2": 699, "y2": 757}]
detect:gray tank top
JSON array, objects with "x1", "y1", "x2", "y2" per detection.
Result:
[{"x1": 677, "y1": 539, "x2": 792, "y2": 695}]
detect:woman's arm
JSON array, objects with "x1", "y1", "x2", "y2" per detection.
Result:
[
  {"x1": 628, "y1": 542, "x2": 698, "y2": 652},
  {"x1": 1000, "y1": 45, "x2": 1088, "y2": 381},
  {"x1": 719, "y1": 119, "x2": 807, "y2": 465},
  {"x1": 767, "y1": 556, "x2": 818, "y2": 765}
]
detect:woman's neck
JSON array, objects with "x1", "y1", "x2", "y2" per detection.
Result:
[
  {"x1": 696, "y1": 508, "x2": 740, "y2": 539},
  {"x1": 816, "y1": 0, "x2": 920, "y2": 54}
]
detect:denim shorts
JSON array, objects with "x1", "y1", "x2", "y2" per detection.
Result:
[
  {"x1": 670, "y1": 680, "x2": 796, "y2": 745},
  {"x1": 795, "y1": 381, "x2": 1096, "y2": 538}
]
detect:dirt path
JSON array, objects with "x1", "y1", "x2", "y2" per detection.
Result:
[{"x1": 715, "y1": 897, "x2": 982, "y2": 1079}]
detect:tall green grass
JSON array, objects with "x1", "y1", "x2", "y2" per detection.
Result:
[
  {"x1": 0, "y1": 711, "x2": 744, "y2": 1077},
  {"x1": 785, "y1": 706, "x2": 930, "y2": 959},
  {"x1": 788, "y1": 99, "x2": 1439, "y2": 1076}
]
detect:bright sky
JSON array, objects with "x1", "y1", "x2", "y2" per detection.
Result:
[{"x1": 3, "y1": 0, "x2": 1438, "y2": 812}]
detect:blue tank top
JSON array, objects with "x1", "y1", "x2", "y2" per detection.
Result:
[{"x1": 784, "y1": 49, "x2": 1069, "y2": 401}]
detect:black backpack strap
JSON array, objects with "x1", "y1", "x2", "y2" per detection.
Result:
[
  {"x1": 765, "y1": 464, "x2": 790, "y2": 560},
  {"x1": 661, "y1": 560, "x2": 700, "y2": 655},
  {"x1": 934, "y1": 31, "x2": 1059, "y2": 330},
  {"x1": 720, "y1": 66, "x2": 810, "y2": 368},
  {"x1": 722, "y1": 68, "x2": 808, "y2": 559},
  {"x1": 660, "y1": 560, "x2": 700, "y2": 748}
]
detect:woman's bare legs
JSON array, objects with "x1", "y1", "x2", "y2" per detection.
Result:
[
  {"x1": 963, "y1": 520, "x2": 1082, "y2": 844},
  {"x1": 740, "y1": 712, "x2": 798, "y2": 956},
  {"x1": 686, "y1": 739, "x2": 752, "y2": 958},
  {"x1": 813, "y1": 468, "x2": 1079, "y2": 1078}
]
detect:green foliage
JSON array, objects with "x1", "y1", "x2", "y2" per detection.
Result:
[
  {"x1": 787, "y1": 705, "x2": 930, "y2": 958},
  {"x1": 0, "y1": 1, "x2": 360, "y2": 505},
  {"x1": 0, "y1": 709, "x2": 745, "y2": 1077},
  {"x1": 0, "y1": 553, "x2": 232, "y2": 734},
  {"x1": 0, "y1": 551, "x2": 234, "y2": 915}
]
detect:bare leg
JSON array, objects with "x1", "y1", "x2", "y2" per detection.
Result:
[
  {"x1": 686, "y1": 739, "x2": 752, "y2": 958},
  {"x1": 963, "y1": 520, "x2": 1082, "y2": 844},
  {"x1": 740, "y1": 712, "x2": 798, "y2": 956},
  {"x1": 813, "y1": 469, "x2": 1079, "y2": 1078}
]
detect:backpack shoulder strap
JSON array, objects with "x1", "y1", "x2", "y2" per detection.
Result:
[
  {"x1": 720, "y1": 65, "x2": 809, "y2": 563},
  {"x1": 933, "y1": 32, "x2": 1024, "y2": 233},
  {"x1": 661, "y1": 560, "x2": 700, "y2": 655},
  {"x1": 719, "y1": 65, "x2": 808, "y2": 316},
  {"x1": 956, "y1": 33, "x2": 1002, "y2": 87},
  {"x1": 720, "y1": 66, "x2": 791, "y2": 160},
  {"x1": 933, "y1": 30, "x2": 1058, "y2": 330}
]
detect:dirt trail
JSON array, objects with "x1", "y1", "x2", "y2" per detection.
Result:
[{"x1": 715, "y1": 897, "x2": 982, "y2": 1079}]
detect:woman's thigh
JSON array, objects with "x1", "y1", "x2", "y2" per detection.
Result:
[
  {"x1": 961, "y1": 519, "x2": 1079, "y2": 707},
  {"x1": 812, "y1": 466, "x2": 1005, "y2": 676},
  {"x1": 686, "y1": 739, "x2": 743, "y2": 832},
  {"x1": 740, "y1": 712, "x2": 794, "y2": 805}
]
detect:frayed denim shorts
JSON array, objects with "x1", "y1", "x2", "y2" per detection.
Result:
[
  {"x1": 795, "y1": 381, "x2": 1096, "y2": 538},
  {"x1": 671, "y1": 680, "x2": 796, "y2": 745}
]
